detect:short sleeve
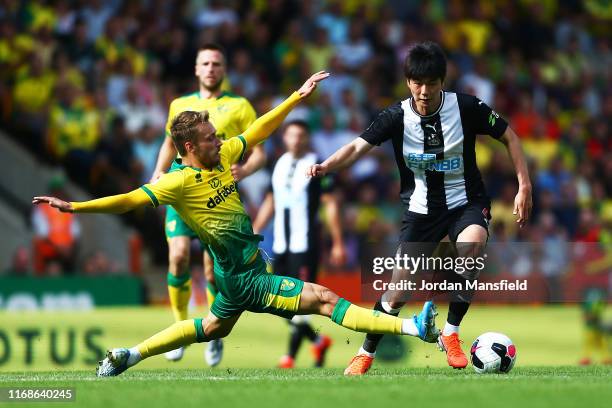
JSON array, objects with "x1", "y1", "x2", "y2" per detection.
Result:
[
  {"x1": 359, "y1": 103, "x2": 403, "y2": 146},
  {"x1": 240, "y1": 100, "x2": 257, "y2": 131},
  {"x1": 140, "y1": 171, "x2": 184, "y2": 207},
  {"x1": 469, "y1": 96, "x2": 508, "y2": 139},
  {"x1": 221, "y1": 135, "x2": 247, "y2": 165},
  {"x1": 164, "y1": 100, "x2": 176, "y2": 137}
]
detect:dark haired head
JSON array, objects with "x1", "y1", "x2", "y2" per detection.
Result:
[
  {"x1": 283, "y1": 119, "x2": 310, "y2": 135},
  {"x1": 198, "y1": 43, "x2": 226, "y2": 57},
  {"x1": 404, "y1": 41, "x2": 447, "y2": 82}
]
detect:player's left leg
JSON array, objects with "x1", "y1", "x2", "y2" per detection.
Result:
[
  {"x1": 96, "y1": 312, "x2": 241, "y2": 377},
  {"x1": 203, "y1": 249, "x2": 224, "y2": 367},
  {"x1": 438, "y1": 222, "x2": 488, "y2": 369}
]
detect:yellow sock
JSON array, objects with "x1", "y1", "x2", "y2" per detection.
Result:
[
  {"x1": 137, "y1": 319, "x2": 206, "y2": 358},
  {"x1": 168, "y1": 272, "x2": 191, "y2": 321},
  {"x1": 601, "y1": 333, "x2": 611, "y2": 360},
  {"x1": 583, "y1": 329, "x2": 597, "y2": 358},
  {"x1": 331, "y1": 298, "x2": 403, "y2": 334},
  {"x1": 206, "y1": 281, "x2": 218, "y2": 308}
]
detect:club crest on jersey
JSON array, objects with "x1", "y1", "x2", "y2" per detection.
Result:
[
  {"x1": 195, "y1": 173, "x2": 202, "y2": 183},
  {"x1": 280, "y1": 279, "x2": 295, "y2": 291},
  {"x1": 208, "y1": 177, "x2": 221, "y2": 189},
  {"x1": 207, "y1": 182, "x2": 238, "y2": 209},
  {"x1": 216, "y1": 164, "x2": 225, "y2": 172},
  {"x1": 426, "y1": 132, "x2": 441, "y2": 146}
]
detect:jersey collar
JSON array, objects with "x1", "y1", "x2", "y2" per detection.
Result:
[
  {"x1": 196, "y1": 90, "x2": 226, "y2": 100},
  {"x1": 172, "y1": 158, "x2": 202, "y2": 172}
]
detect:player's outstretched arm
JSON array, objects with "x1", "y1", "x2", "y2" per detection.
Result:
[
  {"x1": 33, "y1": 189, "x2": 151, "y2": 214},
  {"x1": 499, "y1": 126, "x2": 532, "y2": 227},
  {"x1": 241, "y1": 71, "x2": 330, "y2": 149},
  {"x1": 306, "y1": 137, "x2": 374, "y2": 177}
]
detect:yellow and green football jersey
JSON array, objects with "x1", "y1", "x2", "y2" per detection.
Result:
[
  {"x1": 141, "y1": 136, "x2": 261, "y2": 276},
  {"x1": 164, "y1": 90, "x2": 256, "y2": 239},
  {"x1": 165, "y1": 91, "x2": 256, "y2": 143}
]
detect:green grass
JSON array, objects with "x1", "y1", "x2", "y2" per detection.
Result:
[
  {"x1": 1, "y1": 366, "x2": 612, "y2": 408},
  {"x1": 0, "y1": 304, "x2": 604, "y2": 371},
  {"x1": 1, "y1": 305, "x2": 612, "y2": 407}
]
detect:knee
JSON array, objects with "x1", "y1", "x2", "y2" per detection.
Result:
[
  {"x1": 205, "y1": 325, "x2": 230, "y2": 340},
  {"x1": 169, "y1": 245, "x2": 190, "y2": 270},
  {"x1": 318, "y1": 287, "x2": 340, "y2": 316}
]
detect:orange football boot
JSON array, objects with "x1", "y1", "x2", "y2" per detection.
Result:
[
  {"x1": 343, "y1": 354, "x2": 374, "y2": 376},
  {"x1": 438, "y1": 333, "x2": 468, "y2": 369}
]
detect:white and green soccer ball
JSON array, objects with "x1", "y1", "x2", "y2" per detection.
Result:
[{"x1": 470, "y1": 332, "x2": 516, "y2": 374}]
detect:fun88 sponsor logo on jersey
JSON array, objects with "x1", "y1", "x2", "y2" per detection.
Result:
[{"x1": 405, "y1": 153, "x2": 463, "y2": 172}]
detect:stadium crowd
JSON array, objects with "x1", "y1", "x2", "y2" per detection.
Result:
[{"x1": 0, "y1": 0, "x2": 610, "y2": 276}]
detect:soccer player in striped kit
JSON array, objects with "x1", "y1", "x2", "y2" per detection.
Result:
[{"x1": 307, "y1": 42, "x2": 532, "y2": 374}]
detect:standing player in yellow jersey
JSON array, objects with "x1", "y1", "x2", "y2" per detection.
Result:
[
  {"x1": 150, "y1": 43, "x2": 265, "y2": 365},
  {"x1": 33, "y1": 72, "x2": 439, "y2": 377}
]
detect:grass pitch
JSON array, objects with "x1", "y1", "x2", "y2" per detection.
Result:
[
  {"x1": 2, "y1": 366, "x2": 612, "y2": 408},
  {"x1": 1, "y1": 305, "x2": 611, "y2": 407}
]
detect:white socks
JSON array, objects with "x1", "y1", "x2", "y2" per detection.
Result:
[
  {"x1": 401, "y1": 318, "x2": 420, "y2": 336},
  {"x1": 127, "y1": 347, "x2": 142, "y2": 367},
  {"x1": 358, "y1": 346, "x2": 376, "y2": 358},
  {"x1": 442, "y1": 322, "x2": 460, "y2": 336},
  {"x1": 381, "y1": 301, "x2": 402, "y2": 314}
]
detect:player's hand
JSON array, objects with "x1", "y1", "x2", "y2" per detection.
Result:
[
  {"x1": 231, "y1": 164, "x2": 248, "y2": 182},
  {"x1": 329, "y1": 243, "x2": 347, "y2": 267},
  {"x1": 297, "y1": 71, "x2": 330, "y2": 98},
  {"x1": 513, "y1": 187, "x2": 532, "y2": 228},
  {"x1": 149, "y1": 170, "x2": 166, "y2": 184},
  {"x1": 32, "y1": 196, "x2": 73, "y2": 213},
  {"x1": 306, "y1": 163, "x2": 328, "y2": 178}
]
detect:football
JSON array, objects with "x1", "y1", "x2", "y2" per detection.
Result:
[{"x1": 470, "y1": 332, "x2": 517, "y2": 374}]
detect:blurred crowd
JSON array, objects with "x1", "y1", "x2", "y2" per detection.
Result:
[{"x1": 0, "y1": 0, "x2": 610, "y2": 276}]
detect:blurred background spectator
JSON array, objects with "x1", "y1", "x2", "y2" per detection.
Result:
[
  {"x1": 0, "y1": 0, "x2": 609, "y2": 277},
  {"x1": 31, "y1": 175, "x2": 81, "y2": 275}
]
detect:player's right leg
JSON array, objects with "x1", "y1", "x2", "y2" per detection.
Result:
[
  {"x1": 298, "y1": 282, "x2": 438, "y2": 341},
  {"x1": 96, "y1": 312, "x2": 240, "y2": 377},
  {"x1": 164, "y1": 207, "x2": 195, "y2": 361}
]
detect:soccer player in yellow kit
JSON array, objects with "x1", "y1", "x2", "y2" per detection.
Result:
[
  {"x1": 150, "y1": 44, "x2": 264, "y2": 365},
  {"x1": 33, "y1": 72, "x2": 439, "y2": 377}
]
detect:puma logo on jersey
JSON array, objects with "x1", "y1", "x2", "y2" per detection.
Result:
[{"x1": 424, "y1": 123, "x2": 438, "y2": 132}]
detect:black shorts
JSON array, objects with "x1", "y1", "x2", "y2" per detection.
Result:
[
  {"x1": 399, "y1": 201, "x2": 491, "y2": 243},
  {"x1": 273, "y1": 251, "x2": 319, "y2": 283}
]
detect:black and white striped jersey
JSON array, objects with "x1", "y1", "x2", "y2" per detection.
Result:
[
  {"x1": 360, "y1": 91, "x2": 508, "y2": 214},
  {"x1": 270, "y1": 152, "x2": 334, "y2": 254}
]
